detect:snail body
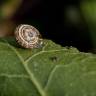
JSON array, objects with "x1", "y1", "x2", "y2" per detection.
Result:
[{"x1": 15, "y1": 24, "x2": 43, "y2": 48}]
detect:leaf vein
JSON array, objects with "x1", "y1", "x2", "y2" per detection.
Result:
[
  {"x1": 5, "y1": 41, "x2": 47, "y2": 96},
  {"x1": 44, "y1": 65, "x2": 59, "y2": 90},
  {"x1": 25, "y1": 49, "x2": 67, "y2": 63},
  {"x1": 0, "y1": 73, "x2": 29, "y2": 79}
]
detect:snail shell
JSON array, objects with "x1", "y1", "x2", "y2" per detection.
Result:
[{"x1": 15, "y1": 24, "x2": 43, "y2": 48}]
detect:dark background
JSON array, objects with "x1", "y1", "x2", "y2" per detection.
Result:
[{"x1": 1, "y1": 0, "x2": 96, "y2": 53}]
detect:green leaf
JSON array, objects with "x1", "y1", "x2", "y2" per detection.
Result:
[{"x1": 0, "y1": 37, "x2": 96, "y2": 96}]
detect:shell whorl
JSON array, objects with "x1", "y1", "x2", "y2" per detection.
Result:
[{"x1": 15, "y1": 24, "x2": 42, "y2": 48}]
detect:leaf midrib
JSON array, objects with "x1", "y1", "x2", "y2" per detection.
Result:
[{"x1": 5, "y1": 41, "x2": 47, "y2": 96}]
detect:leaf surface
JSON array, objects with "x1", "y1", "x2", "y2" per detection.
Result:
[{"x1": 0, "y1": 37, "x2": 96, "y2": 96}]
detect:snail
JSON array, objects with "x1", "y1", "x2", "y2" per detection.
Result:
[{"x1": 15, "y1": 24, "x2": 43, "y2": 48}]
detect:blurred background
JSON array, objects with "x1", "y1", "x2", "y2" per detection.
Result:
[{"x1": 0, "y1": 0, "x2": 96, "y2": 53}]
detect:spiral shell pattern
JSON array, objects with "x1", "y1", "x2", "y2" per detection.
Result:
[{"x1": 15, "y1": 24, "x2": 42, "y2": 48}]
